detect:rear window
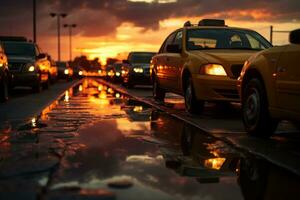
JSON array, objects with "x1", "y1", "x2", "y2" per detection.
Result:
[
  {"x1": 3, "y1": 42, "x2": 36, "y2": 57},
  {"x1": 128, "y1": 53, "x2": 155, "y2": 63}
]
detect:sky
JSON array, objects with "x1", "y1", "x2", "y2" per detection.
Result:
[{"x1": 0, "y1": 0, "x2": 299, "y2": 64}]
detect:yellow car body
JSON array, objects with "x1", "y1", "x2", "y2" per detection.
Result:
[
  {"x1": 151, "y1": 19, "x2": 271, "y2": 113},
  {"x1": 238, "y1": 29, "x2": 300, "y2": 136}
]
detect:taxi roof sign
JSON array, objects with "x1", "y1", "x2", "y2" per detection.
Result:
[{"x1": 198, "y1": 19, "x2": 225, "y2": 26}]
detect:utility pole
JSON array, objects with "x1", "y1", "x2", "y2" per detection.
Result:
[
  {"x1": 64, "y1": 24, "x2": 77, "y2": 62},
  {"x1": 50, "y1": 13, "x2": 68, "y2": 61},
  {"x1": 33, "y1": 0, "x2": 36, "y2": 43}
]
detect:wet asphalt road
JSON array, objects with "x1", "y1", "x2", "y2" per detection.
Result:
[{"x1": 0, "y1": 77, "x2": 299, "y2": 200}]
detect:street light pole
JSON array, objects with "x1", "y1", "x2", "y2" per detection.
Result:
[
  {"x1": 64, "y1": 24, "x2": 77, "y2": 62},
  {"x1": 50, "y1": 13, "x2": 67, "y2": 61},
  {"x1": 33, "y1": 0, "x2": 36, "y2": 43}
]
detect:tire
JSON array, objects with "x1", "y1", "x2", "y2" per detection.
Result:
[
  {"x1": 32, "y1": 80, "x2": 42, "y2": 93},
  {"x1": 42, "y1": 79, "x2": 50, "y2": 90},
  {"x1": 184, "y1": 77, "x2": 204, "y2": 114},
  {"x1": 242, "y1": 78, "x2": 278, "y2": 137},
  {"x1": 0, "y1": 74, "x2": 9, "y2": 102},
  {"x1": 153, "y1": 75, "x2": 165, "y2": 101}
]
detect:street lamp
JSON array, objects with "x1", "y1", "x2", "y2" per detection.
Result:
[
  {"x1": 50, "y1": 12, "x2": 68, "y2": 61},
  {"x1": 64, "y1": 24, "x2": 77, "y2": 62}
]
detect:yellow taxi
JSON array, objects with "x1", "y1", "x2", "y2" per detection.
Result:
[
  {"x1": 151, "y1": 19, "x2": 271, "y2": 114},
  {"x1": 238, "y1": 29, "x2": 300, "y2": 137}
]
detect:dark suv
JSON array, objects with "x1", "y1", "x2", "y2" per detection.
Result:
[
  {"x1": 122, "y1": 52, "x2": 156, "y2": 88},
  {"x1": 0, "y1": 43, "x2": 9, "y2": 102},
  {"x1": 1, "y1": 39, "x2": 50, "y2": 92}
]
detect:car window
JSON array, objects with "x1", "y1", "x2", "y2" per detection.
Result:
[
  {"x1": 128, "y1": 53, "x2": 155, "y2": 63},
  {"x1": 186, "y1": 28, "x2": 271, "y2": 50},
  {"x1": 2, "y1": 42, "x2": 36, "y2": 57},
  {"x1": 35, "y1": 45, "x2": 40, "y2": 56},
  {"x1": 174, "y1": 31, "x2": 183, "y2": 50},
  {"x1": 159, "y1": 32, "x2": 176, "y2": 53},
  {"x1": 0, "y1": 44, "x2": 3, "y2": 53},
  {"x1": 246, "y1": 33, "x2": 265, "y2": 49}
]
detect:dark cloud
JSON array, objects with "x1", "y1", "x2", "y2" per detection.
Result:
[{"x1": 0, "y1": 0, "x2": 299, "y2": 39}]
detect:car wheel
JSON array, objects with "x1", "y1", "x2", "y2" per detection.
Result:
[
  {"x1": 184, "y1": 77, "x2": 204, "y2": 114},
  {"x1": 153, "y1": 75, "x2": 165, "y2": 101},
  {"x1": 0, "y1": 74, "x2": 9, "y2": 102},
  {"x1": 242, "y1": 78, "x2": 278, "y2": 137},
  {"x1": 32, "y1": 80, "x2": 42, "y2": 93},
  {"x1": 42, "y1": 79, "x2": 50, "y2": 90}
]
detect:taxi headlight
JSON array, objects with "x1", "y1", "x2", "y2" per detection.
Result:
[
  {"x1": 200, "y1": 64, "x2": 227, "y2": 76},
  {"x1": 133, "y1": 67, "x2": 144, "y2": 73},
  {"x1": 64, "y1": 69, "x2": 69, "y2": 75},
  {"x1": 115, "y1": 72, "x2": 121, "y2": 76},
  {"x1": 78, "y1": 71, "x2": 83, "y2": 76}
]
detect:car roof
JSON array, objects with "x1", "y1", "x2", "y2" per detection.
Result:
[
  {"x1": 184, "y1": 26, "x2": 256, "y2": 32},
  {"x1": 2, "y1": 41, "x2": 35, "y2": 45},
  {"x1": 129, "y1": 51, "x2": 156, "y2": 54}
]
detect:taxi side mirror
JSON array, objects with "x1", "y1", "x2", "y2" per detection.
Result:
[
  {"x1": 166, "y1": 44, "x2": 181, "y2": 53},
  {"x1": 289, "y1": 29, "x2": 300, "y2": 44}
]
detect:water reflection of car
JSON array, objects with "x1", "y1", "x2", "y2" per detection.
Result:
[
  {"x1": 150, "y1": 110, "x2": 239, "y2": 183},
  {"x1": 0, "y1": 42, "x2": 9, "y2": 102},
  {"x1": 122, "y1": 51, "x2": 156, "y2": 88},
  {"x1": 56, "y1": 61, "x2": 73, "y2": 81},
  {"x1": 2, "y1": 38, "x2": 51, "y2": 92},
  {"x1": 47, "y1": 55, "x2": 58, "y2": 84},
  {"x1": 151, "y1": 19, "x2": 272, "y2": 114},
  {"x1": 238, "y1": 29, "x2": 300, "y2": 137}
]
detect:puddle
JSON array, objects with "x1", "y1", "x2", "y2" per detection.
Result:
[{"x1": 1, "y1": 78, "x2": 299, "y2": 200}]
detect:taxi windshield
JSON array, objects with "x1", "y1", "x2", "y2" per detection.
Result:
[{"x1": 186, "y1": 28, "x2": 272, "y2": 51}]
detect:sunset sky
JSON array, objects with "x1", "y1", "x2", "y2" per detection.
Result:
[{"x1": 1, "y1": 0, "x2": 300, "y2": 65}]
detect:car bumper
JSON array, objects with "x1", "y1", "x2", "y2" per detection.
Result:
[
  {"x1": 192, "y1": 74, "x2": 240, "y2": 102},
  {"x1": 12, "y1": 72, "x2": 40, "y2": 87},
  {"x1": 125, "y1": 73, "x2": 151, "y2": 85}
]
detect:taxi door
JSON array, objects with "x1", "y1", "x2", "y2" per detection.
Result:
[
  {"x1": 166, "y1": 30, "x2": 184, "y2": 93},
  {"x1": 155, "y1": 32, "x2": 176, "y2": 89},
  {"x1": 276, "y1": 44, "x2": 300, "y2": 113}
]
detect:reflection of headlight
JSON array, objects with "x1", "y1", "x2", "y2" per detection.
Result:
[
  {"x1": 64, "y1": 69, "x2": 69, "y2": 75},
  {"x1": 133, "y1": 67, "x2": 144, "y2": 73},
  {"x1": 201, "y1": 64, "x2": 227, "y2": 76},
  {"x1": 121, "y1": 70, "x2": 126, "y2": 74},
  {"x1": 115, "y1": 72, "x2": 121, "y2": 76},
  {"x1": 0, "y1": 63, "x2": 3, "y2": 67},
  {"x1": 98, "y1": 70, "x2": 102, "y2": 74},
  {"x1": 204, "y1": 158, "x2": 226, "y2": 170},
  {"x1": 78, "y1": 71, "x2": 83, "y2": 76}
]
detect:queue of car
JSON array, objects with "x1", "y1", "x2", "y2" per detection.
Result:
[
  {"x1": 0, "y1": 36, "x2": 85, "y2": 101},
  {"x1": 103, "y1": 19, "x2": 300, "y2": 138}
]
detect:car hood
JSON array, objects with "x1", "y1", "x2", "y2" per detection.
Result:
[
  {"x1": 190, "y1": 49, "x2": 257, "y2": 64},
  {"x1": 7, "y1": 55, "x2": 35, "y2": 63}
]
